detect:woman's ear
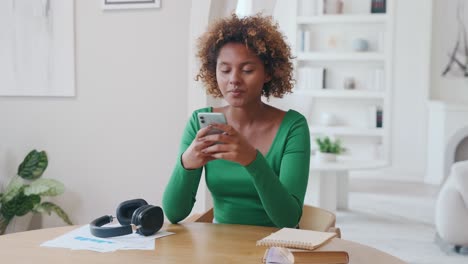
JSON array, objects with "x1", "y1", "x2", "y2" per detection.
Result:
[{"x1": 264, "y1": 75, "x2": 272, "y2": 83}]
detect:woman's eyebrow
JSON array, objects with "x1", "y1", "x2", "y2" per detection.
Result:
[{"x1": 217, "y1": 61, "x2": 257, "y2": 66}]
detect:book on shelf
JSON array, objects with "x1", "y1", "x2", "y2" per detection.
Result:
[
  {"x1": 297, "y1": 67, "x2": 326, "y2": 90},
  {"x1": 368, "y1": 105, "x2": 383, "y2": 128},
  {"x1": 299, "y1": 30, "x2": 311, "y2": 52},
  {"x1": 256, "y1": 227, "x2": 337, "y2": 251},
  {"x1": 300, "y1": 0, "x2": 324, "y2": 16},
  {"x1": 262, "y1": 246, "x2": 349, "y2": 264},
  {"x1": 376, "y1": 107, "x2": 383, "y2": 128},
  {"x1": 371, "y1": 69, "x2": 384, "y2": 90},
  {"x1": 324, "y1": 0, "x2": 344, "y2": 15},
  {"x1": 371, "y1": 0, "x2": 386, "y2": 13}
]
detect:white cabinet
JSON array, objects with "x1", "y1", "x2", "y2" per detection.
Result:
[{"x1": 291, "y1": 0, "x2": 393, "y2": 163}]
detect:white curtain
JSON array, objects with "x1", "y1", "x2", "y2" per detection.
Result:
[
  {"x1": 209, "y1": 0, "x2": 238, "y2": 21},
  {"x1": 236, "y1": 0, "x2": 251, "y2": 17},
  {"x1": 235, "y1": 0, "x2": 277, "y2": 17}
]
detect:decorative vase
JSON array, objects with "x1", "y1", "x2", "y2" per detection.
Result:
[
  {"x1": 315, "y1": 152, "x2": 337, "y2": 163},
  {"x1": 352, "y1": 38, "x2": 369, "y2": 52},
  {"x1": 319, "y1": 112, "x2": 338, "y2": 126},
  {"x1": 344, "y1": 77, "x2": 356, "y2": 90},
  {"x1": 3, "y1": 213, "x2": 33, "y2": 235},
  {"x1": 324, "y1": 0, "x2": 344, "y2": 14}
]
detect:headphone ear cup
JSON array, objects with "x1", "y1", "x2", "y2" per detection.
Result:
[
  {"x1": 133, "y1": 205, "x2": 164, "y2": 236},
  {"x1": 116, "y1": 199, "x2": 148, "y2": 225},
  {"x1": 131, "y1": 204, "x2": 151, "y2": 226}
]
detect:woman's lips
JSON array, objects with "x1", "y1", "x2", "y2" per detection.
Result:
[{"x1": 229, "y1": 89, "x2": 244, "y2": 96}]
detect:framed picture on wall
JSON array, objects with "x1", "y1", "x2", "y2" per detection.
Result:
[
  {"x1": 0, "y1": 0, "x2": 75, "y2": 96},
  {"x1": 102, "y1": 0, "x2": 161, "y2": 10}
]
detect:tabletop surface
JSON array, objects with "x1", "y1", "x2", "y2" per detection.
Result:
[{"x1": 0, "y1": 222, "x2": 406, "y2": 264}]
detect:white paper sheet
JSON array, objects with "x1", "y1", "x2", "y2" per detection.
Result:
[{"x1": 41, "y1": 224, "x2": 174, "y2": 252}]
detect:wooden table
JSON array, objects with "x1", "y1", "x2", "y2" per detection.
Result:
[{"x1": 0, "y1": 222, "x2": 405, "y2": 264}]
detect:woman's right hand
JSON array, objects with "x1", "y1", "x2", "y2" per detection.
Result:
[{"x1": 181, "y1": 126, "x2": 219, "y2": 169}]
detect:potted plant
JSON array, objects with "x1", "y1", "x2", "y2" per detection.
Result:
[
  {"x1": 315, "y1": 136, "x2": 344, "y2": 163},
  {"x1": 0, "y1": 150, "x2": 72, "y2": 235}
]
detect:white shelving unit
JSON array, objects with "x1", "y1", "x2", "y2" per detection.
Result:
[
  {"x1": 297, "y1": 52, "x2": 385, "y2": 61},
  {"x1": 297, "y1": 14, "x2": 388, "y2": 24},
  {"x1": 295, "y1": 89, "x2": 385, "y2": 99},
  {"x1": 309, "y1": 126, "x2": 384, "y2": 137},
  {"x1": 292, "y1": 0, "x2": 394, "y2": 164}
]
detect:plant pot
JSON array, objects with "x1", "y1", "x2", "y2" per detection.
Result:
[
  {"x1": 315, "y1": 152, "x2": 337, "y2": 163},
  {"x1": 3, "y1": 213, "x2": 33, "y2": 235}
]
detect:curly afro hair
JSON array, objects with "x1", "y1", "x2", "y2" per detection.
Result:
[{"x1": 195, "y1": 13, "x2": 294, "y2": 99}]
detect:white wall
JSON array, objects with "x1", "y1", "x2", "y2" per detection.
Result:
[
  {"x1": 0, "y1": 1, "x2": 191, "y2": 227},
  {"x1": 430, "y1": 0, "x2": 468, "y2": 103}
]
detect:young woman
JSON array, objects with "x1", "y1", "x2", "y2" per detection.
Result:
[{"x1": 163, "y1": 14, "x2": 310, "y2": 228}]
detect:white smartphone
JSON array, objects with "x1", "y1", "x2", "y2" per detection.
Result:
[{"x1": 197, "y1": 112, "x2": 227, "y2": 135}]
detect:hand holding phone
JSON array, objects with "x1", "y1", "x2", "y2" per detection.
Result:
[
  {"x1": 197, "y1": 112, "x2": 227, "y2": 135},
  {"x1": 194, "y1": 112, "x2": 257, "y2": 166}
]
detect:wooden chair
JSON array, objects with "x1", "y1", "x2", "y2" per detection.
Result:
[
  {"x1": 185, "y1": 205, "x2": 341, "y2": 238},
  {"x1": 299, "y1": 205, "x2": 341, "y2": 238}
]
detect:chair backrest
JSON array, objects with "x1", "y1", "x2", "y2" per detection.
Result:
[
  {"x1": 194, "y1": 207, "x2": 214, "y2": 223},
  {"x1": 194, "y1": 205, "x2": 337, "y2": 234},
  {"x1": 299, "y1": 205, "x2": 336, "y2": 232}
]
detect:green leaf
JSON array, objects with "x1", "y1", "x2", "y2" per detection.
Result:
[
  {"x1": 34, "y1": 202, "x2": 72, "y2": 225},
  {"x1": 316, "y1": 136, "x2": 343, "y2": 154},
  {"x1": 0, "y1": 214, "x2": 10, "y2": 235},
  {"x1": 17, "y1": 150, "x2": 48, "y2": 180},
  {"x1": 4, "y1": 175, "x2": 23, "y2": 192},
  {"x1": 1, "y1": 176, "x2": 24, "y2": 203},
  {"x1": 0, "y1": 193, "x2": 40, "y2": 219},
  {"x1": 24, "y1": 179, "x2": 64, "y2": 197}
]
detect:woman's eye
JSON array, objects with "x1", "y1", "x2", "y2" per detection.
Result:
[
  {"x1": 243, "y1": 69, "x2": 253, "y2": 73},
  {"x1": 220, "y1": 69, "x2": 230, "y2": 73}
]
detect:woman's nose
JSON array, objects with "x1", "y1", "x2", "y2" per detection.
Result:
[{"x1": 229, "y1": 70, "x2": 241, "y2": 85}]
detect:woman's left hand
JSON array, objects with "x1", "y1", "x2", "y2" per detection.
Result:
[{"x1": 199, "y1": 123, "x2": 257, "y2": 166}]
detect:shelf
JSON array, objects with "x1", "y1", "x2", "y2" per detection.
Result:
[
  {"x1": 309, "y1": 126, "x2": 384, "y2": 137},
  {"x1": 309, "y1": 157, "x2": 388, "y2": 171},
  {"x1": 297, "y1": 14, "x2": 388, "y2": 25},
  {"x1": 297, "y1": 52, "x2": 385, "y2": 62},
  {"x1": 294, "y1": 89, "x2": 385, "y2": 99},
  {"x1": 290, "y1": 1, "x2": 393, "y2": 165}
]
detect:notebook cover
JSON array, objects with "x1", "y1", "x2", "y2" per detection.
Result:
[
  {"x1": 256, "y1": 228, "x2": 337, "y2": 251},
  {"x1": 292, "y1": 250, "x2": 349, "y2": 264}
]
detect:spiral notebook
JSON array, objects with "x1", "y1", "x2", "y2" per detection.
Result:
[{"x1": 256, "y1": 228, "x2": 337, "y2": 251}]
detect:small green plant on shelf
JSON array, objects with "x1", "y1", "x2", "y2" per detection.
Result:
[
  {"x1": 315, "y1": 136, "x2": 344, "y2": 154},
  {"x1": 0, "y1": 150, "x2": 72, "y2": 235}
]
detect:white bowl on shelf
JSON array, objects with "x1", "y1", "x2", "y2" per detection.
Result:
[{"x1": 319, "y1": 113, "x2": 338, "y2": 126}]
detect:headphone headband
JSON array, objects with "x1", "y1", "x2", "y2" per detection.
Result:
[{"x1": 89, "y1": 215, "x2": 133, "y2": 238}]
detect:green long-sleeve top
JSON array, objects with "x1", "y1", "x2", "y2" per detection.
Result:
[{"x1": 162, "y1": 107, "x2": 310, "y2": 227}]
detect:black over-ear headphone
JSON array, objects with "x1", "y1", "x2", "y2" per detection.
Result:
[{"x1": 89, "y1": 198, "x2": 164, "y2": 238}]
